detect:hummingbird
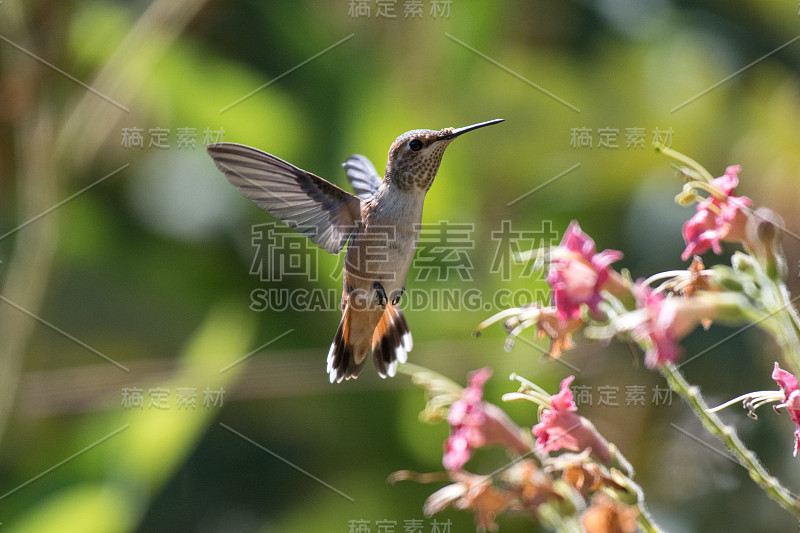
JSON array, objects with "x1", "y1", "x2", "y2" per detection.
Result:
[{"x1": 207, "y1": 118, "x2": 503, "y2": 383}]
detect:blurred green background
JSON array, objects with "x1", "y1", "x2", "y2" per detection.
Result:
[{"x1": 0, "y1": 0, "x2": 799, "y2": 531}]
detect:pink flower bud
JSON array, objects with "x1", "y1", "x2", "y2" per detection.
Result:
[
  {"x1": 548, "y1": 221, "x2": 623, "y2": 322},
  {"x1": 681, "y1": 166, "x2": 753, "y2": 261},
  {"x1": 772, "y1": 362, "x2": 800, "y2": 457},
  {"x1": 532, "y1": 376, "x2": 612, "y2": 463},
  {"x1": 443, "y1": 368, "x2": 530, "y2": 471}
]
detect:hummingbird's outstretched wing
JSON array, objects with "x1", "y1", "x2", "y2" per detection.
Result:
[
  {"x1": 207, "y1": 143, "x2": 361, "y2": 254},
  {"x1": 342, "y1": 154, "x2": 382, "y2": 200}
]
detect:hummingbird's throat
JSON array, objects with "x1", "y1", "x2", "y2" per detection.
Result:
[{"x1": 390, "y1": 141, "x2": 450, "y2": 192}]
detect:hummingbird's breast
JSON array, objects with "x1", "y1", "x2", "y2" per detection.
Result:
[{"x1": 344, "y1": 186, "x2": 425, "y2": 294}]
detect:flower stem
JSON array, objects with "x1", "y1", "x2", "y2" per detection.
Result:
[
  {"x1": 607, "y1": 446, "x2": 665, "y2": 533},
  {"x1": 654, "y1": 145, "x2": 716, "y2": 182},
  {"x1": 775, "y1": 282, "x2": 800, "y2": 376},
  {"x1": 636, "y1": 502, "x2": 664, "y2": 533},
  {"x1": 660, "y1": 363, "x2": 800, "y2": 517},
  {"x1": 750, "y1": 275, "x2": 800, "y2": 377}
]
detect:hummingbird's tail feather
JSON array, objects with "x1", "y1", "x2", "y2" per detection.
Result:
[
  {"x1": 327, "y1": 303, "x2": 368, "y2": 383},
  {"x1": 327, "y1": 302, "x2": 412, "y2": 383},
  {"x1": 371, "y1": 304, "x2": 412, "y2": 379}
]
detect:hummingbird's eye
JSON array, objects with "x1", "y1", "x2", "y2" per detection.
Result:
[{"x1": 408, "y1": 139, "x2": 423, "y2": 151}]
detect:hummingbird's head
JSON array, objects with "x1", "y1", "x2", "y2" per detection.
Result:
[{"x1": 384, "y1": 119, "x2": 503, "y2": 192}]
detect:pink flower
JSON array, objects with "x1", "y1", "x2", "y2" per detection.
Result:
[
  {"x1": 443, "y1": 368, "x2": 530, "y2": 471},
  {"x1": 532, "y1": 376, "x2": 612, "y2": 463},
  {"x1": 547, "y1": 221, "x2": 623, "y2": 322},
  {"x1": 630, "y1": 284, "x2": 730, "y2": 368},
  {"x1": 772, "y1": 362, "x2": 800, "y2": 457},
  {"x1": 681, "y1": 165, "x2": 752, "y2": 261},
  {"x1": 621, "y1": 280, "x2": 751, "y2": 369},
  {"x1": 633, "y1": 286, "x2": 683, "y2": 368}
]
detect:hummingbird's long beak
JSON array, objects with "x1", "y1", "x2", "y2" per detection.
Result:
[{"x1": 442, "y1": 118, "x2": 504, "y2": 140}]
